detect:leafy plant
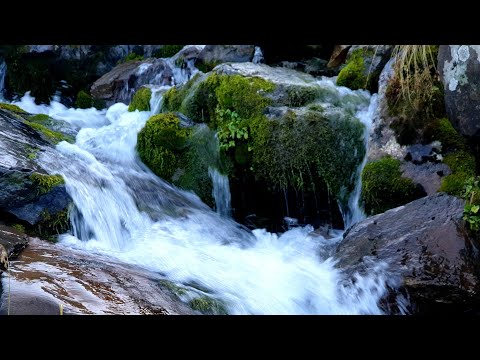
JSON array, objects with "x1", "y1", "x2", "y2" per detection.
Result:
[
  {"x1": 216, "y1": 108, "x2": 249, "y2": 151},
  {"x1": 463, "y1": 177, "x2": 480, "y2": 232}
]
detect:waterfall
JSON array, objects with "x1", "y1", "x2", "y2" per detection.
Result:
[
  {"x1": 0, "y1": 60, "x2": 6, "y2": 100},
  {"x1": 10, "y1": 77, "x2": 389, "y2": 315},
  {"x1": 342, "y1": 94, "x2": 378, "y2": 229},
  {"x1": 208, "y1": 167, "x2": 231, "y2": 217}
]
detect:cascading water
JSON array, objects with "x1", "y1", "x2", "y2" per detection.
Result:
[
  {"x1": 10, "y1": 74, "x2": 390, "y2": 315},
  {"x1": 208, "y1": 167, "x2": 231, "y2": 217},
  {"x1": 342, "y1": 94, "x2": 378, "y2": 229},
  {"x1": 0, "y1": 60, "x2": 6, "y2": 100}
]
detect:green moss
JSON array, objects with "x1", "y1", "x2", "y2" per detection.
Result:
[
  {"x1": 161, "y1": 73, "x2": 275, "y2": 125},
  {"x1": 33, "y1": 207, "x2": 70, "y2": 241},
  {"x1": 189, "y1": 296, "x2": 228, "y2": 315},
  {"x1": 361, "y1": 156, "x2": 425, "y2": 215},
  {"x1": 29, "y1": 114, "x2": 50, "y2": 122},
  {"x1": 423, "y1": 117, "x2": 466, "y2": 152},
  {"x1": 336, "y1": 49, "x2": 376, "y2": 91},
  {"x1": 153, "y1": 45, "x2": 184, "y2": 58},
  {"x1": 30, "y1": 173, "x2": 65, "y2": 195},
  {"x1": 0, "y1": 102, "x2": 26, "y2": 113},
  {"x1": 121, "y1": 52, "x2": 143, "y2": 63},
  {"x1": 439, "y1": 151, "x2": 476, "y2": 196},
  {"x1": 128, "y1": 87, "x2": 152, "y2": 112},
  {"x1": 11, "y1": 224, "x2": 25, "y2": 233},
  {"x1": 26, "y1": 145, "x2": 39, "y2": 160},
  {"x1": 75, "y1": 90, "x2": 93, "y2": 109},
  {"x1": 196, "y1": 60, "x2": 220, "y2": 73},
  {"x1": 26, "y1": 121, "x2": 74, "y2": 144},
  {"x1": 137, "y1": 113, "x2": 189, "y2": 180},
  {"x1": 158, "y1": 280, "x2": 187, "y2": 297},
  {"x1": 252, "y1": 110, "x2": 366, "y2": 201},
  {"x1": 285, "y1": 86, "x2": 321, "y2": 107}
]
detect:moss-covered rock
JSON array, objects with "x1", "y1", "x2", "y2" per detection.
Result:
[
  {"x1": 30, "y1": 173, "x2": 65, "y2": 195},
  {"x1": 75, "y1": 90, "x2": 93, "y2": 109},
  {"x1": 252, "y1": 109, "x2": 366, "y2": 202},
  {"x1": 188, "y1": 296, "x2": 228, "y2": 315},
  {"x1": 361, "y1": 156, "x2": 426, "y2": 215},
  {"x1": 128, "y1": 87, "x2": 152, "y2": 112},
  {"x1": 0, "y1": 103, "x2": 26, "y2": 113},
  {"x1": 137, "y1": 113, "x2": 189, "y2": 180},
  {"x1": 25, "y1": 120, "x2": 74, "y2": 144},
  {"x1": 32, "y1": 207, "x2": 70, "y2": 241},
  {"x1": 336, "y1": 49, "x2": 376, "y2": 91},
  {"x1": 423, "y1": 117, "x2": 466, "y2": 153}
]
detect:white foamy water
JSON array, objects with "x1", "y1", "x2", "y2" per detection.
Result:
[{"x1": 12, "y1": 76, "x2": 387, "y2": 315}]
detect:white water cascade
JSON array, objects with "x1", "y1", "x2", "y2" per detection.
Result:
[
  {"x1": 9, "y1": 76, "x2": 389, "y2": 315},
  {"x1": 208, "y1": 167, "x2": 231, "y2": 217},
  {"x1": 342, "y1": 94, "x2": 378, "y2": 229}
]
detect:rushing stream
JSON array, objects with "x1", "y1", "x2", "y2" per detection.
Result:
[{"x1": 2, "y1": 66, "x2": 392, "y2": 314}]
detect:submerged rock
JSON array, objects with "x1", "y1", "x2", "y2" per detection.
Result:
[
  {"x1": 438, "y1": 45, "x2": 480, "y2": 139},
  {"x1": 336, "y1": 193, "x2": 480, "y2": 314}
]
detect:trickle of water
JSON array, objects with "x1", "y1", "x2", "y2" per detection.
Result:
[
  {"x1": 208, "y1": 167, "x2": 231, "y2": 217},
  {"x1": 342, "y1": 94, "x2": 378, "y2": 229}
]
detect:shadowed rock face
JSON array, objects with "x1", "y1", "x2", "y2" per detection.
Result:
[
  {"x1": 336, "y1": 193, "x2": 480, "y2": 314},
  {"x1": 439, "y1": 45, "x2": 480, "y2": 139},
  {"x1": 0, "y1": 109, "x2": 72, "y2": 226}
]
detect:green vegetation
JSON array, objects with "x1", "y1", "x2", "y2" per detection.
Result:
[
  {"x1": 161, "y1": 73, "x2": 274, "y2": 125},
  {"x1": 30, "y1": 173, "x2": 65, "y2": 195},
  {"x1": 118, "y1": 52, "x2": 143, "y2": 64},
  {"x1": 158, "y1": 280, "x2": 187, "y2": 297},
  {"x1": 196, "y1": 60, "x2": 220, "y2": 73},
  {"x1": 28, "y1": 114, "x2": 49, "y2": 122},
  {"x1": 75, "y1": 90, "x2": 94, "y2": 109},
  {"x1": 128, "y1": 87, "x2": 152, "y2": 112},
  {"x1": 463, "y1": 177, "x2": 480, "y2": 233},
  {"x1": 0, "y1": 102, "x2": 26, "y2": 113},
  {"x1": 153, "y1": 45, "x2": 184, "y2": 58},
  {"x1": 361, "y1": 156, "x2": 425, "y2": 215},
  {"x1": 137, "y1": 113, "x2": 189, "y2": 180},
  {"x1": 11, "y1": 224, "x2": 25, "y2": 232},
  {"x1": 336, "y1": 49, "x2": 376, "y2": 91},
  {"x1": 423, "y1": 117, "x2": 466, "y2": 152},
  {"x1": 252, "y1": 110, "x2": 365, "y2": 202},
  {"x1": 33, "y1": 207, "x2": 70, "y2": 241},
  {"x1": 386, "y1": 45, "x2": 444, "y2": 145},
  {"x1": 189, "y1": 296, "x2": 228, "y2": 315},
  {"x1": 439, "y1": 151, "x2": 476, "y2": 196},
  {"x1": 25, "y1": 121, "x2": 73, "y2": 144}
]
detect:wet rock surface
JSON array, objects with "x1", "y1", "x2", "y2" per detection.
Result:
[{"x1": 336, "y1": 193, "x2": 480, "y2": 314}]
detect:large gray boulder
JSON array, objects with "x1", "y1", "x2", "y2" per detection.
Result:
[
  {"x1": 196, "y1": 45, "x2": 255, "y2": 71},
  {"x1": 336, "y1": 193, "x2": 480, "y2": 313},
  {"x1": 438, "y1": 45, "x2": 480, "y2": 139},
  {"x1": 90, "y1": 58, "x2": 173, "y2": 104}
]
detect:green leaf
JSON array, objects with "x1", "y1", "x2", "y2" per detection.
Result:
[{"x1": 471, "y1": 205, "x2": 480, "y2": 214}]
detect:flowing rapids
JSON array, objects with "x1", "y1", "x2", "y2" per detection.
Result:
[{"x1": 6, "y1": 78, "x2": 389, "y2": 315}]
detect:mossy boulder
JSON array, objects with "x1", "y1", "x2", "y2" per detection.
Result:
[
  {"x1": 0, "y1": 107, "x2": 72, "y2": 239},
  {"x1": 137, "y1": 113, "x2": 190, "y2": 181},
  {"x1": 337, "y1": 49, "x2": 376, "y2": 91},
  {"x1": 361, "y1": 156, "x2": 426, "y2": 215},
  {"x1": 128, "y1": 87, "x2": 152, "y2": 112}
]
